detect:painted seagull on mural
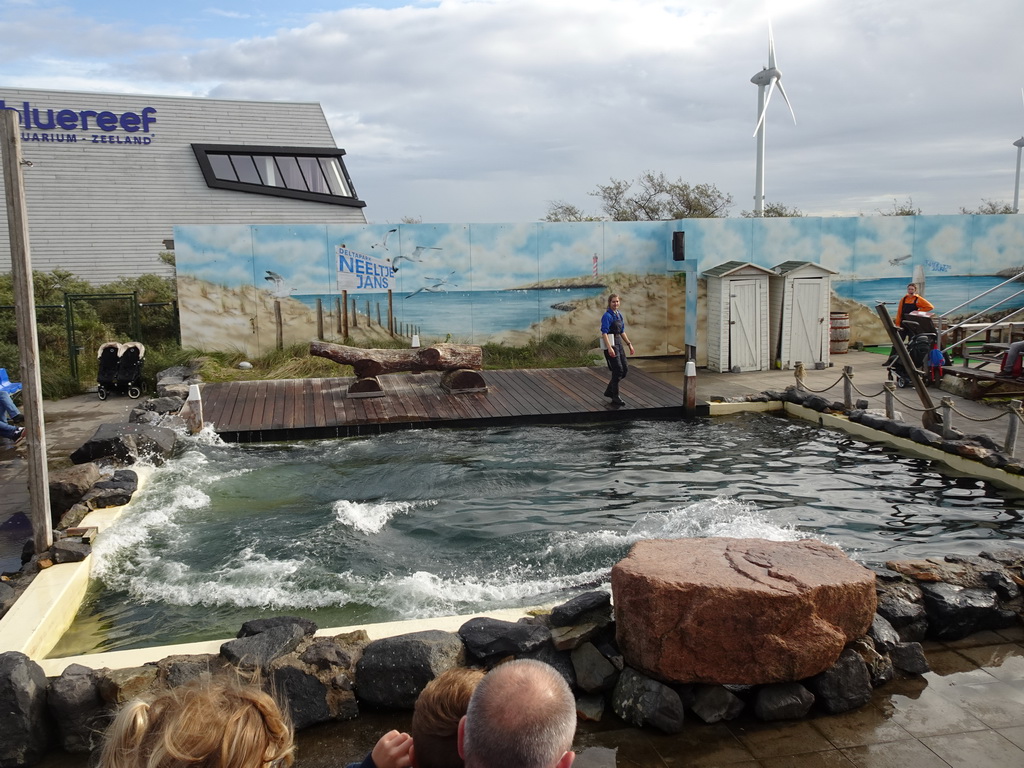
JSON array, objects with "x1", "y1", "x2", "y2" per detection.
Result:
[
  {"x1": 371, "y1": 228, "x2": 398, "y2": 251},
  {"x1": 888, "y1": 253, "x2": 912, "y2": 267},
  {"x1": 405, "y1": 270, "x2": 457, "y2": 298},
  {"x1": 392, "y1": 245, "x2": 442, "y2": 274},
  {"x1": 264, "y1": 270, "x2": 295, "y2": 299}
]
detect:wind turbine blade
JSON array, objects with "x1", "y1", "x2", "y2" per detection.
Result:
[
  {"x1": 753, "y1": 80, "x2": 776, "y2": 136},
  {"x1": 777, "y1": 81, "x2": 797, "y2": 124},
  {"x1": 767, "y1": 17, "x2": 777, "y2": 69}
]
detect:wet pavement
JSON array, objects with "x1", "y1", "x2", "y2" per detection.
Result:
[{"x1": 6, "y1": 355, "x2": 1024, "y2": 767}]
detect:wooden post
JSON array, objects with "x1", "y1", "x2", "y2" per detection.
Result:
[
  {"x1": 1006, "y1": 400, "x2": 1022, "y2": 457},
  {"x1": 884, "y1": 381, "x2": 896, "y2": 420},
  {"x1": 0, "y1": 110, "x2": 52, "y2": 554},
  {"x1": 941, "y1": 397, "x2": 955, "y2": 439},
  {"x1": 843, "y1": 365, "x2": 854, "y2": 410},
  {"x1": 351, "y1": 297, "x2": 358, "y2": 328},
  {"x1": 316, "y1": 298, "x2": 324, "y2": 341},
  {"x1": 388, "y1": 290, "x2": 394, "y2": 336},
  {"x1": 683, "y1": 360, "x2": 697, "y2": 416},
  {"x1": 376, "y1": 302, "x2": 381, "y2": 327},
  {"x1": 875, "y1": 304, "x2": 941, "y2": 432},
  {"x1": 274, "y1": 300, "x2": 283, "y2": 350},
  {"x1": 342, "y1": 291, "x2": 349, "y2": 336},
  {"x1": 365, "y1": 300, "x2": 371, "y2": 326},
  {"x1": 335, "y1": 297, "x2": 342, "y2": 334},
  {"x1": 794, "y1": 361, "x2": 805, "y2": 392}
]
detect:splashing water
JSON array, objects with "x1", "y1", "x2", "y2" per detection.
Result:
[{"x1": 54, "y1": 414, "x2": 1024, "y2": 656}]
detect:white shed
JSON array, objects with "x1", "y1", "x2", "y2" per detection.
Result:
[
  {"x1": 768, "y1": 261, "x2": 839, "y2": 370},
  {"x1": 702, "y1": 261, "x2": 774, "y2": 373}
]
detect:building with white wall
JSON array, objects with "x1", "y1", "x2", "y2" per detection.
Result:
[{"x1": 0, "y1": 87, "x2": 367, "y2": 283}]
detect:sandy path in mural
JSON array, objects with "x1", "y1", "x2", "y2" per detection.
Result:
[{"x1": 177, "y1": 276, "x2": 395, "y2": 355}]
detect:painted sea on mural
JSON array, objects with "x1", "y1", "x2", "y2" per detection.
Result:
[
  {"x1": 833, "y1": 275, "x2": 1024, "y2": 317},
  {"x1": 294, "y1": 287, "x2": 605, "y2": 339}
]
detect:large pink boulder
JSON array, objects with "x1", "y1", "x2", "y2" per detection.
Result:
[{"x1": 611, "y1": 538, "x2": 876, "y2": 685}]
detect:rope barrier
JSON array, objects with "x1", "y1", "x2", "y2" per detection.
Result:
[{"x1": 940, "y1": 402, "x2": 1011, "y2": 423}]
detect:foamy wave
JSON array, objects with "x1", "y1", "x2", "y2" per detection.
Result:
[
  {"x1": 383, "y1": 566, "x2": 610, "y2": 618},
  {"x1": 543, "y1": 497, "x2": 806, "y2": 559},
  {"x1": 91, "y1": 486, "x2": 211, "y2": 578},
  {"x1": 332, "y1": 499, "x2": 421, "y2": 534}
]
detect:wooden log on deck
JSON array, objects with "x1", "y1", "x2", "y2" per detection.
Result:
[
  {"x1": 440, "y1": 368, "x2": 488, "y2": 393},
  {"x1": 311, "y1": 341, "x2": 483, "y2": 378}
]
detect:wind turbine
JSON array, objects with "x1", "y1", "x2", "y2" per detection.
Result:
[
  {"x1": 751, "y1": 19, "x2": 796, "y2": 216},
  {"x1": 1014, "y1": 89, "x2": 1024, "y2": 214}
]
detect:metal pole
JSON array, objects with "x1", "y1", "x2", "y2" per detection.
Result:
[
  {"x1": 843, "y1": 365, "x2": 854, "y2": 410},
  {"x1": 1014, "y1": 140, "x2": 1024, "y2": 214},
  {"x1": 0, "y1": 109, "x2": 52, "y2": 554}
]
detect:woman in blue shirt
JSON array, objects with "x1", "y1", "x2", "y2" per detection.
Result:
[{"x1": 600, "y1": 294, "x2": 634, "y2": 407}]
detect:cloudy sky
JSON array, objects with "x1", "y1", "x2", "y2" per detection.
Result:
[{"x1": 2, "y1": 0, "x2": 1023, "y2": 224}]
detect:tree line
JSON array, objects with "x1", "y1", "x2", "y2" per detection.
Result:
[{"x1": 542, "y1": 172, "x2": 1015, "y2": 221}]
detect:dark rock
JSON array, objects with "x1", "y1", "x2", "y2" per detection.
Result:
[
  {"x1": 51, "y1": 539, "x2": 90, "y2": 564},
  {"x1": 81, "y1": 486, "x2": 134, "y2": 509},
  {"x1": 458, "y1": 617, "x2": 551, "y2": 660},
  {"x1": 576, "y1": 695, "x2": 605, "y2": 722},
  {"x1": 271, "y1": 664, "x2": 331, "y2": 730},
  {"x1": 753, "y1": 683, "x2": 815, "y2": 721},
  {"x1": 855, "y1": 399, "x2": 869, "y2": 410},
  {"x1": 848, "y1": 637, "x2": 894, "y2": 688},
  {"x1": 980, "y1": 570, "x2": 1019, "y2": 601},
  {"x1": 889, "y1": 642, "x2": 930, "y2": 675},
  {"x1": 96, "y1": 667, "x2": 160, "y2": 706},
  {"x1": 155, "y1": 655, "x2": 227, "y2": 688},
  {"x1": 70, "y1": 423, "x2": 177, "y2": 466},
  {"x1": 802, "y1": 395, "x2": 832, "y2": 413},
  {"x1": 689, "y1": 685, "x2": 744, "y2": 724},
  {"x1": 806, "y1": 649, "x2": 872, "y2": 714},
  {"x1": 570, "y1": 642, "x2": 618, "y2": 693},
  {"x1": 0, "y1": 652, "x2": 52, "y2": 767},
  {"x1": 0, "y1": 582, "x2": 15, "y2": 615},
  {"x1": 591, "y1": 632, "x2": 624, "y2": 671},
  {"x1": 919, "y1": 582, "x2": 1017, "y2": 640},
  {"x1": 867, "y1": 614, "x2": 902, "y2": 653},
  {"x1": 876, "y1": 585, "x2": 927, "y2": 642},
  {"x1": 610, "y1": 667, "x2": 684, "y2": 734},
  {"x1": 47, "y1": 664, "x2": 110, "y2": 753},
  {"x1": 300, "y1": 639, "x2": 353, "y2": 671},
  {"x1": 907, "y1": 427, "x2": 943, "y2": 448},
  {"x1": 129, "y1": 408, "x2": 164, "y2": 426},
  {"x1": 56, "y1": 503, "x2": 92, "y2": 531},
  {"x1": 93, "y1": 470, "x2": 139, "y2": 494},
  {"x1": 354, "y1": 630, "x2": 464, "y2": 710},
  {"x1": 551, "y1": 623, "x2": 602, "y2": 651},
  {"x1": 519, "y1": 644, "x2": 576, "y2": 690},
  {"x1": 220, "y1": 624, "x2": 306, "y2": 670},
  {"x1": 143, "y1": 396, "x2": 186, "y2": 414},
  {"x1": 870, "y1": 567, "x2": 904, "y2": 583},
  {"x1": 883, "y1": 420, "x2": 913, "y2": 439},
  {"x1": 980, "y1": 548, "x2": 1024, "y2": 567},
  {"x1": 968, "y1": 433, "x2": 1001, "y2": 452},
  {"x1": 550, "y1": 591, "x2": 611, "y2": 627},
  {"x1": 237, "y1": 616, "x2": 318, "y2": 638},
  {"x1": 48, "y1": 464, "x2": 101, "y2": 524}
]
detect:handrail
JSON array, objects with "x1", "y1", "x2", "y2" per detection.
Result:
[
  {"x1": 942, "y1": 305, "x2": 1024, "y2": 354},
  {"x1": 943, "y1": 287, "x2": 1024, "y2": 332},
  {"x1": 940, "y1": 272, "x2": 1024, "y2": 318}
]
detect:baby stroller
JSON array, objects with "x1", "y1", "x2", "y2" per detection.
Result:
[
  {"x1": 888, "y1": 332, "x2": 939, "y2": 388},
  {"x1": 96, "y1": 341, "x2": 145, "y2": 400}
]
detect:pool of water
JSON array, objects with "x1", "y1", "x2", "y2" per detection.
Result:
[{"x1": 51, "y1": 413, "x2": 1024, "y2": 656}]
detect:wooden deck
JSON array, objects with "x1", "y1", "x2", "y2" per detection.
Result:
[{"x1": 199, "y1": 367, "x2": 704, "y2": 442}]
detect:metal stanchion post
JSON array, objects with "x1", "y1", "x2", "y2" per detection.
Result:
[
  {"x1": 941, "y1": 398, "x2": 955, "y2": 439},
  {"x1": 843, "y1": 365, "x2": 854, "y2": 410},
  {"x1": 684, "y1": 360, "x2": 697, "y2": 417}
]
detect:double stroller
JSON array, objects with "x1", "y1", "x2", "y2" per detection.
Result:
[
  {"x1": 96, "y1": 341, "x2": 146, "y2": 400},
  {"x1": 886, "y1": 313, "x2": 947, "y2": 388}
]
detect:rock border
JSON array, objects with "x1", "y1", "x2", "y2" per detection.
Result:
[{"x1": 2, "y1": 549, "x2": 1021, "y2": 767}]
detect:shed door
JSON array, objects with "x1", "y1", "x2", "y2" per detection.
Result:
[
  {"x1": 729, "y1": 279, "x2": 761, "y2": 371},
  {"x1": 792, "y1": 278, "x2": 826, "y2": 364}
]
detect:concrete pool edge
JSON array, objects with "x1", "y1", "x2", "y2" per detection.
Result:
[{"x1": 9, "y1": 402, "x2": 1024, "y2": 676}]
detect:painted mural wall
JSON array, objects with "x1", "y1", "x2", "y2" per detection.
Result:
[{"x1": 175, "y1": 214, "x2": 1024, "y2": 360}]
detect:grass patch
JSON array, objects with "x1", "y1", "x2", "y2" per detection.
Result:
[{"x1": 482, "y1": 332, "x2": 599, "y2": 369}]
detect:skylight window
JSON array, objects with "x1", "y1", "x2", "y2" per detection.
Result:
[{"x1": 191, "y1": 144, "x2": 365, "y2": 208}]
